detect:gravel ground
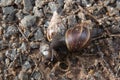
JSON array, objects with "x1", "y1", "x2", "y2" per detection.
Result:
[{"x1": 0, "y1": 0, "x2": 120, "y2": 80}]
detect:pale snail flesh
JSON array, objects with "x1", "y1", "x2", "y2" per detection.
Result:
[{"x1": 47, "y1": 11, "x2": 66, "y2": 41}]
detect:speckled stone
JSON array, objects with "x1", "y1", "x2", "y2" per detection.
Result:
[
  {"x1": 0, "y1": 0, "x2": 14, "y2": 6},
  {"x1": 23, "y1": 0, "x2": 33, "y2": 13},
  {"x1": 20, "y1": 15, "x2": 36, "y2": 28}
]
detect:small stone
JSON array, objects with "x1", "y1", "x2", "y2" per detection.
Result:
[
  {"x1": 32, "y1": 71, "x2": 42, "y2": 80},
  {"x1": 4, "y1": 25, "x2": 18, "y2": 38},
  {"x1": 40, "y1": 42, "x2": 50, "y2": 58},
  {"x1": 3, "y1": 11, "x2": 16, "y2": 22},
  {"x1": 57, "y1": 0, "x2": 64, "y2": 7},
  {"x1": 24, "y1": 29, "x2": 30, "y2": 38},
  {"x1": 34, "y1": 28, "x2": 43, "y2": 41},
  {"x1": 48, "y1": 2, "x2": 58, "y2": 12},
  {"x1": 77, "y1": 12, "x2": 86, "y2": 21},
  {"x1": 0, "y1": 0, "x2": 14, "y2": 6},
  {"x1": 0, "y1": 26, "x2": 3, "y2": 35},
  {"x1": 67, "y1": 15, "x2": 77, "y2": 28},
  {"x1": 2, "y1": 6, "x2": 15, "y2": 22},
  {"x1": 80, "y1": 0, "x2": 91, "y2": 7},
  {"x1": 18, "y1": 71, "x2": 28, "y2": 80},
  {"x1": 22, "y1": 61, "x2": 31, "y2": 71},
  {"x1": 0, "y1": 52, "x2": 4, "y2": 61},
  {"x1": 44, "y1": 21, "x2": 49, "y2": 28},
  {"x1": 33, "y1": 7, "x2": 44, "y2": 17},
  {"x1": 23, "y1": 0, "x2": 33, "y2": 13},
  {"x1": 5, "y1": 58, "x2": 10, "y2": 66},
  {"x1": 16, "y1": 10, "x2": 24, "y2": 20},
  {"x1": 5, "y1": 49, "x2": 17, "y2": 60},
  {"x1": 14, "y1": 0, "x2": 22, "y2": 4},
  {"x1": 11, "y1": 43, "x2": 18, "y2": 48},
  {"x1": 2, "y1": 6, "x2": 14, "y2": 15},
  {"x1": 20, "y1": 15, "x2": 36, "y2": 28},
  {"x1": 20, "y1": 42, "x2": 27, "y2": 53},
  {"x1": 35, "y1": 0, "x2": 44, "y2": 8},
  {"x1": 116, "y1": 0, "x2": 120, "y2": 10},
  {"x1": 0, "y1": 40, "x2": 8, "y2": 50},
  {"x1": 30, "y1": 42, "x2": 39, "y2": 49}
]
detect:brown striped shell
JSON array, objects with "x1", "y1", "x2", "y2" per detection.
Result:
[{"x1": 65, "y1": 23, "x2": 91, "y2": 52}]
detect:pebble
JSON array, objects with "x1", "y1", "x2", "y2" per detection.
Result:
[
  {"x1": 40, "y1": 42, "x2": 50, "y2": 58},
  {"x1": 23, "y1": 29, "x2": 30, "y2": 38},
  {"x1": 33, "y1": 7, "x2": 44, "y2": 17},
  {"x1": 0, "y1": 40, "x2": 8, "y2": 50},
  {"x1": 34, "y1": 28, "x2": 43, "y2": 41},
  {"x1": 32, "y1": 71, "x2": 42, "y2": 80},
  {"x1": 14, "y1": 0, "x2": 22, "y2": 5},
  {"x1": 4, "y1": 25, "x2": 18, "y2": 38},
  {"x1": 30, "y1": 41, "x2": 39, "y2": 49},
  {"x1": 0, "y1": 0, "x2": 14, "y2": 6},
  {"x1": 2, "y1": 6, "x2": 14, "y2": 15},
  {"x1": 16, "y1": 10, "x2": 24, "y2": 20},
  {"x1": 22, "y1": 61, "x2": 31, "y2": 71},
  {"x1": 67, "y1": 15, "x2": 77, "y2": 28},
  {"x1": 35, "y1": 0, "x2": 44, "y2": 8},
  {"x1": 48, "y1": 2, "x2": 58, "y2": 12},
  {"x1": 18, "y1": 71, "x2": 28, "y2": 80},
  {"x1": 77, "y1": 12, "x2": 86, "y2": 21},
  {"x1": 20, "y1": 42, "x2": 27, "y2": 53},
  {"x1": 23, "y1": 0, "x2": 33, "y2": 13},
  {"x1": 116, "y1": 0, "x2": 120, "y2": 10},
  {"x1": 5, "y1": 49, "x2": 17, "y2": 60},
  {"x1": 20, "y1": 15, "x2": 36, "y2": 28}
]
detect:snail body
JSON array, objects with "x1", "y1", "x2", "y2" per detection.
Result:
[{"x1": 49, "y1": 22, "x2": 91, "y2": 52}]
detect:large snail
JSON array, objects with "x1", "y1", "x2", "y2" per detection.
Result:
[
  {"x1": 46, "y1": 12, "x2": 104, "y2": 53},
  {"x1": 47, "y1": 21, "x2": 92, "y2": 52}
]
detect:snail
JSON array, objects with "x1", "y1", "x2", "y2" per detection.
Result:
[{"x1": 48, "y1": 21, "x2": 92, "y2": 52}]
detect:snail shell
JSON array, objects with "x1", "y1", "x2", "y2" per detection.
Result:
[
  {"x1": 65, "y1": 23, "x2": 91, "y2": 51},
  {"x1": 47, "y1": 11, "x2": 66, "y2": 41}
]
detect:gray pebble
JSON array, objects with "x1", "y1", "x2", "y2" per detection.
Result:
[
  {"x1": 34, "y1": 28, "x2": 43, "y2": 41},
  {"x1": 22, "y1": 61, "x2": 31, "y2": 71},
  {"x1": 57, "y1": 0, "x2": 64, "y2": 7},
  {"x1": 32, "y1": 71, "x2": 42, "y2": 80},
  {"x1": 48, "y1": 2, "x2": 58, "y2": 12},
  {"x1": 80, "y1": 0, "x2": 91, "y2": 7},
  {"x1": 24, "y1": 29, "x2": 30, "y2": 38},
  {"x1": 23, "y1": 0, "x2": 33, "y2": 13},
  {"x1": 77, "y1": 12, "x2": 86, "y2": 21},
  {"x1": 20, "y1": 42, "x2": 27, "y2": 53},
  {"x1": 35, "y1": 0, "x2": 43, "y2": 8},
  {"x1": 33, "y1": 7, "x2": 44, "y2": 17},
  {"x1": 0, "y1": 40, "x2": 8, "y2": 50},
  {"x1": 0, "y1": 0, "x2": 14, "y2": 6},
  {"x1": 40, "y1": 42, "x2": 50, "y2": 58},
  {"x1": 5, "y1": 58, "x2": 10, "y2": 66},
  {"x1": 67, "y1": 15, "x2": 77, "y2": 28},
  {"x1": 18, "y1": 71, "x2": 28, "y2": 80},
  {"x1": 2, "y1": 6, "x2": 14, "y2": 15},
  {"x1": 30, "y1": 42, "x2": 39, "y2": 49},
  {"x1": 5, "y1": 49, "x2": 17, "y2": 60},
  {"x1": 116, "y1": 0, "x2": 120, "y2": 10},
  {"x1": 14, "y1": 0, "x2": 22, "y2": 5},
  {"x1": 16, "y1": 10, "x2": 24, "y2": 20},
  {"x1": 44, "y1": 21, "x2": 49, "y2": 28},
  {"x1": 4, "y1": 25, "x2": 18, "y2": 38},
  {"x1": 20, "y1": 15, "x2": 36, "y2": 28}
]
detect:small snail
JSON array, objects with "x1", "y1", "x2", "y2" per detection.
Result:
[{"x1": 48, "y1": 22, "x2": 92, "y2": 52}]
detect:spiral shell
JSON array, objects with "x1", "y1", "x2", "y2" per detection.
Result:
[{"x1": 65, "y1": 23, "x2": 91, "y2": 51}]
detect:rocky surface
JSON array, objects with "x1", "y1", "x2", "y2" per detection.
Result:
[{"x1": 0, "y1": 0, "x2": 120, "y2": 80}]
